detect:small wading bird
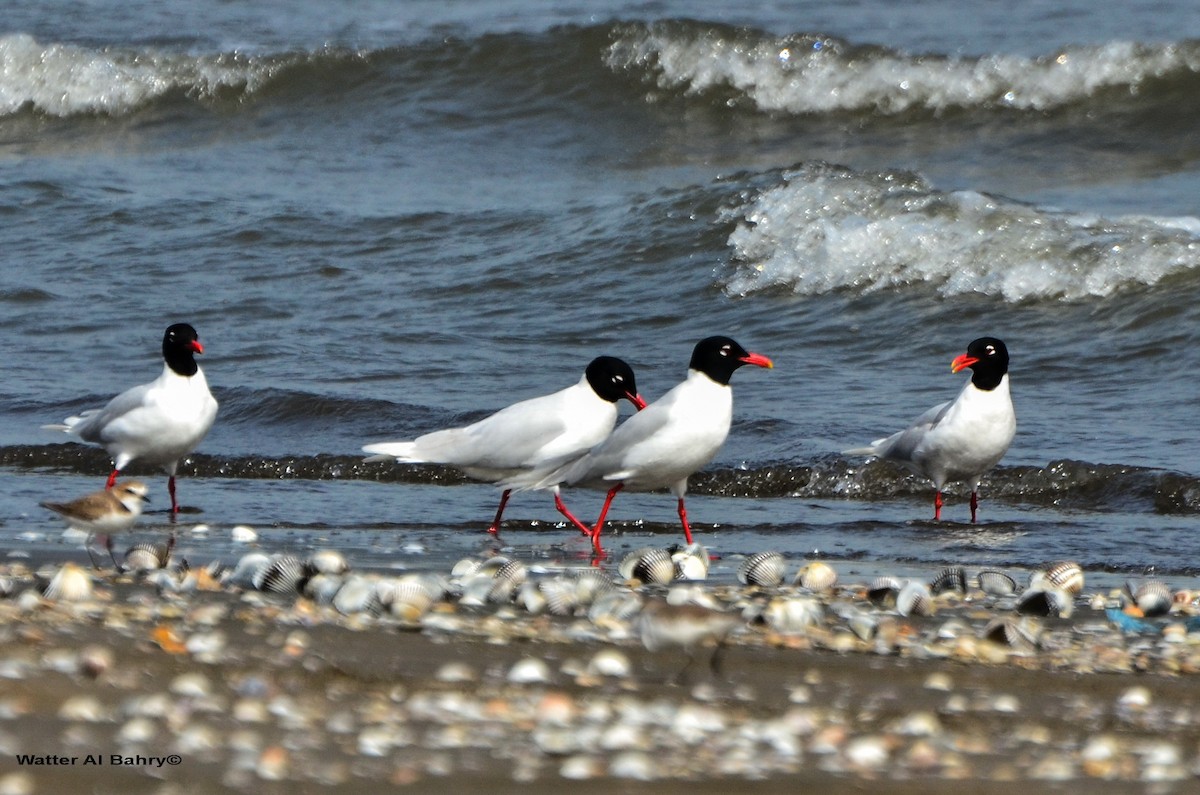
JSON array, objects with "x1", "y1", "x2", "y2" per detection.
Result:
[
  {"x1": 41, "y1": 480, "x2": 151, "y2": 569},
  {"x1": 636, "y1": 598, "x2": 743, "y2": 685},
  {"x1": 842, "y1": 336, "x2": 1016, "y2": 522},
  {"x1": 522, "y1": 336, "x2": 773, "y2": 553},
  {"x1": 43, "y1": 323, "x2": 219, "y2": 517},
  {"x1": 363, "y1": 356, "x2": 646, "y2": 536}
]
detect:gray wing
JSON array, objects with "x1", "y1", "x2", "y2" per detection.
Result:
[
  {"x1": 869, "y1": 400, "x2": 953, "y2": 463},
  {"x1": 61, "y1": 383, "x2": 154, "y2": 444}
]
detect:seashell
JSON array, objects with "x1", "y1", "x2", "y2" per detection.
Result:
[
  {"x1": 518, "y1": 580, "x2": 548, "y2": 615},
  {"x1": 929, "y1": 566, "x2": 966, "y2": 595},
  {"x1": 737, "y1": 551, "x2": 786, "y2": 587},
  {"x1": 226, "y1": 553, "x2": 272, "y2": 589},
  {"x1": 332, "y1": 575, "x2": 383, "y2": 616},
  {"x1": 585, "y1": 649, "x2": 632, "y2": 678},
  {"x1": 762, "y1": 596, "x2": 823, "y2": 634},
  {"x1": 40, "y1": 562, "x2": 93, "y2": 602},
  {"x1": 230, "y1": 525, "x2": 258, "y2": 543},
  {"x1": 866, "y1": 576, "x2": 902, "y2": 608},
  {"x1": 301, "y1": 573, "x2": 345, "y2": 605},
  {"x1": 977, "y1": 569, "x2": 1017, "y2": 597},
  {"x1": 1015, "y1": 586, "x2": 1073, "y2": 618},
  {"x1": 537, "y1": 578, "x2": 580, "y2": 617},
  {"x1": 587, "y1": 590, "x2": 643, "y2": 625},
  {"x1": 982, "y1": 616, "x2": 1041, "y2": 651},
  {"x1": 1124, "y1": 580, "x2": 1172, "y2": 618},
  {"x1": 508, "y1": 657, "x2": 553, "y2": 685},
  {"x1": 252, "y1": 555, "x2": 308, "y2": 595},
  {"x1": 487, "y1": 559, "x2": 527, "y2": 603},
  {"x1": 619, "y1": 548, "x2": 675, "y2": 586},
  {"x1": 795, "y1": 561, "x2": 838, "y2": 592},
  {"x1": 1032, "y1": 561, "x2": 1084, "y2": 595},
  {"x1": 0, "y1": 576, "x2": 14, "y2": 598},
  {"x1": 377, "y1": 578, "x2": 435, "y2": 623},
  {"x1": 896, "y1": 580, "x2": 934, "y2": 617},
  {"x1": 306, "y1": 549, "x2": 349, "y2": 575},
  {"x1": 671, "y1": 543, "x2": 710, "y2": 581},
  {"x1": 847, "y1": 612, "x2": 879, "y2": 641},
  {"x1": 450, "y1": 557, "x2": 483, "y2": 579},
  {"x1": 572, "y1": 569, "x2": 617, "y2": 606},
  {"x1": 123, "y1": 541, "x2": 172, "y2": 572},
  {"x1": 666, "y1": 583, "x2": 723, "y2": 611}
]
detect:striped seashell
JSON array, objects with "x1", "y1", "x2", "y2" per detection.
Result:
[
  {"x1": 587, "y1": 590, "x2": 643, "y2": 625},
  {"x1": 306, "y1": 549, "x2": 349, "y2": 575},
  {"x1": 737, "y1": 551, "x2": 786, "y2": 587},
  {"x1": 252, "y1": 555, "x2": 309, "y2": 594},
  {"x1": 1124, "y1": 580, "x2": 1172, "y2": 618},
  {"x1": 866, "y1": 576, "x2": 903, "y2": 608},
  {"x1": 538, "y1": 578, "x2": 580, "y2": 616},
  {"x1": 1032, "y1": 561, "x2": 1084, "y2": 595},
  {"x1": 762, "y1": 596, "x2": 824, "y2": 634},
  {"x1": 619, "y1": 547, "x2": 675, "y2": 586},
  {"x1": 332, "y1": 575, "x2": 383, "y2": 616},
  {"x1": 795, "y1": 561, "x2": 838, "y2": 592},
  {"x1": 929, "y1": 566, "x2": 967, "y2": 595},
  {"x1": 896, "y1": 580, "x2": 934, "y2": 617},
  {"x1": 487, "y1": 559, "x2": 528, "y2": 603},
  {"x1": 40, "y1": 562, "x2": 93, "y2": 602},
  {"x1": 123, "y1": 541, "x2": 171, "y2": 572},
  {"x1": 377, "y1": 579, "x2": 435, "y2": 623},
  {"x1": 450, "y1": 557, "x2": 483, "y2": 579},
  {"x1": 1015, "y1": 586, "x2": 1073, "y2": 618},
  {"x1": 671, "y1": 543, "x2": 710, "y2": 581},
  {"x1": 977, "y1": 569, "x2": 1017, "y2": 597},
  {"x1": 982, "y1": 616, "x2": 1041, "y2": 651},
  {"x1": 0, "y1": 576, "x2": 13, "y2": 598},
  {"x1": 572, "y1": 569, "x2": 617, "y2": 606}
]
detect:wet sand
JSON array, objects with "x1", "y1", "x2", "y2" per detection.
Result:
[{"x1": 1, "y1": 552, "x2": 1199, "y2": 794}]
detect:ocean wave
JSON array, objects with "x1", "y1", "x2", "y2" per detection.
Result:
[
  {"x1": 3, "y1": 445, "x2": 1195, "y2": 514},
  {"x1": 0, "y1": 33, "x2": 367, "y2": 117},
  {"x1": 605, "y1": 20, "x2": 1200, "y2": 115},
  {"x1": 719, "y1": 163, "x2": 1200, "y2": 301}
]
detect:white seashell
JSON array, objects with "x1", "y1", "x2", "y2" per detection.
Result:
[
  {"x1": 587, "y1": 590, "x2": 643, "y2": 626},
  {"x1": 231, "y1": 525, "x2": 258, "y2": 543},
  {"x1": 435, "y1": 662, "x2": 477, "y2": 683},
  {"x1": 487, "y1": 559, "x2": 527, "y2": 603},
  {"x1": 518, "y1": 580, "x2": 549, "y2": 615},
  {"x1": 377, "y1": 579, "x2": 434, "y2": 622},
  {"x1": 40, "y1": 563, "x2": 93, "y2": 602},
  {"x1": 1015, "y1": 586, "x2": 1073, "y2": 618},
  {"x1": 450, "y1": 557, "x2": 482, "y2": 579},
  {"x1": 332, "y1": 575, "x2": 382, "y2": 616},
  {"x1": 762, "y1": 596, "x2": 823, "y2": 634},
  {"x1": 226, "y1": 553, "x2": 271, "y2": 588},
  {"x1": 671, "y1": 543, "x2": 710, "y2": 581},
  {"x1": 977, "y1": 569, "x2": 1017, "y2": 596},
  {"x1": 896, "y1": 580, "x2": 934, "y2": 617},
  {"x1": 508, "y1": 658, "x2": 553, "y2": 684},
  {"x1": 123, "y1": 541, "x2": 171, "y2": 572},
  {"x1": 538, "y1": 578, "x2": 580, "y2": 616},
  {"x1": 619, "y1": 548, "x2": 675, "y2": 585},
  {"x1": 795, "y1": 561, "x2": 838, "y2": 592},
  {"x1": 585, "y1": 649, "x2": 632, "y2": 678},
  {"x1": 572, "y1": 569, "x2": 617, "y2": 605},
  {"x1": 737, "y1": 551, "x2": 786, "y2": 587},
  {"x1": 306, "y1": 549, "x2": 349, "y2": 575},
  {"x1": 301, "y1": 573, "x2": 345, "y2": 605}
]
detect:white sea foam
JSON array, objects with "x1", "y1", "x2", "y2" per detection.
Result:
[
  {"x1": 606, "y1": 24, "x2": 1200, "y2": 114},
  {"x1": 0, "y1": 34, "x2": 280, "y2": 116},
  {"x1": 720, "y1": 163, "x2": 1200, "y2": 302}
]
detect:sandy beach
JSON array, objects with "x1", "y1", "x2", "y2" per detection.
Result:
[{"x1": 0, "y1": 547, "x2": 1198, "y2": 795}]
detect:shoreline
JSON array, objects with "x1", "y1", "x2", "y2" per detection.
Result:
[{"x1": 0, "y1": 551, "x2": 1199, "y2": 793}]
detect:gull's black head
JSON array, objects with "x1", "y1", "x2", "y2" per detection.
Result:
[
  {"x1": 951, "y1": 337, "x2": 1008, "y2": 391},
  {"x1": 688, "y1": 336, "x2": 774, "y2": 386},
  {"x1": 585, "y1": 356, "x2": 646, "y2": 409},
  {"x1": 163, "y1": 323, "x2": 204, "y2": 377}
]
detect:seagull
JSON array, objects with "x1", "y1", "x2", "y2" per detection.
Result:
[
  {"x1": 363, "y1": 356, "x2": 646, "y2": 536},
  {"x1": 41, "y1": 480, "x2": 151, "y2": 568},
  {"x1": 43, "y1": 323, "x2": 219, "y2": 516},
  {"x1": 528, "y1": 336, "x2": 773, "y2": 552},
  {"x1": 842, "y1": 336, "x2": 1015, "y2": 522}
]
